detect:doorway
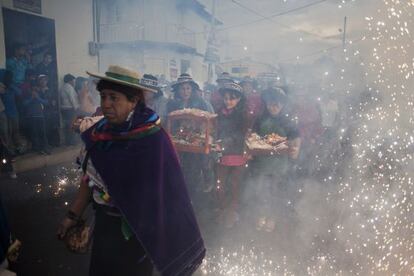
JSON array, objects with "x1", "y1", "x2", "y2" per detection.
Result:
[{"x1": 2, "y1": 7, "x2": 60, "y2": 146}]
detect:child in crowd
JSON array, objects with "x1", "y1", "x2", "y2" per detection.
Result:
[
  {"x1": 215, "y1": 81, "x2": 249, "y2": 228},
  {"x1": 23, "y1": 76, "x2": 50, "y2": 155},
  {"x1": 252, "y1": 87, "x2": 301, "y2": 232}
]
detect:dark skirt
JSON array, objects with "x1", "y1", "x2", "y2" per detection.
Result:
[{"x1": 89, "y1": 207, "x2": 153, "y2": 276}]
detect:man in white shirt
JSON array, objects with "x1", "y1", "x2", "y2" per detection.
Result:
[{"x1": 60, "y1": 74, "x2": 79, "y2": 145}]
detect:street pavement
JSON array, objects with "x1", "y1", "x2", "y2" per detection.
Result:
[
  {"x1": 1, "y1": 159, "x2": 312, "y2": 275},
  {"x1": 1, "y1": 162, "x2": 89, "y2": 276}
]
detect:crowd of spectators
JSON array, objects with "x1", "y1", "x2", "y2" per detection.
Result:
[{"x1": 0, "y1": 43, "x2": 99, "y2": 179}]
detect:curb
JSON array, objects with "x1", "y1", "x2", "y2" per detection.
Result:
[
  {"x1": 13, "y1": 146, "x2": 81, "y2": 173},
  {"x1": 0, "y1": 269, "x2": 16, "y2": 276}
]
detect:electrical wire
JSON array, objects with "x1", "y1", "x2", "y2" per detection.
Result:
[
  {"x1": 229, "y1": 0, "x2": 326, "y2": 39},
  {"x1": 215, "y1": 0, "x2": 329, "y2": 33}
]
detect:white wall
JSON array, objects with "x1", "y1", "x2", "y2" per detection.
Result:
[{"x1": 0, "y1": 0, "x2": 98, "y2": 84}]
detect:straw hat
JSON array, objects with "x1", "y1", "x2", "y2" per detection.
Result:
[{"x1": 86, "y1": 65, "x2": 157, "y2": 93}]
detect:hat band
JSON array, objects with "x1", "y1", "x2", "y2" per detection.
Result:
[
  {"x1": 105, "y1": 72, "x2": 140, "y2": 85},
  {"x1": 140, "y1": 78, "x2": 158, "y2": 87}
]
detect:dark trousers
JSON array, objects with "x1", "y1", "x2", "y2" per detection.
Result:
[
  {"x1": 45, "y1": 111, "x2": 60, "y2": 146},
  {"x1": 216, "y1": 164, "x2": 245, "y2": 210},
  {"x1": 89, "y1": 208, "x2": 153, "y2": 276},
  {"x1": 180, "y1": 152, "x2": 204, "y2": 192},
  {"x1": 61, "y1": 109, "x2": 77, "y2": 145},
  {"x1": 28, "y1": 117, "x2": 48, "y2": 151}
]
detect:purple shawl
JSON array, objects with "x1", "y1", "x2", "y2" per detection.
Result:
[{"x1": 82, "y1": 107, "x2": 205, "y2": 275}]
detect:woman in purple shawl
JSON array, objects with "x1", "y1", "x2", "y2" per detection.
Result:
[{"x1": 57, "y1": 65, "x2": 205, "y2": 276}]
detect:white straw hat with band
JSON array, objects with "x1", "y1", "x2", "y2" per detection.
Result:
[{"x1": 86, "y1": 65, "x2": 157, "y2": 93}]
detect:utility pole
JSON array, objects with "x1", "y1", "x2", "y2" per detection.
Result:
[
  {"x1": 206, "y1": 0, "x2": 217, "y2": 84},
  {"x1": 342, "y1": 16, "x2": 347, "y2": 49}
]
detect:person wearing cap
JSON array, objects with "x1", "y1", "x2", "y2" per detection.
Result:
[
  {"x1": 22, "y1": 75, "x2": 51, "y2": 155},
  {"x1": 140, "y1": 74, "x2": 168, "y2": 125},
  {"x1": 60, "y1": 73, "x2": 80, "y2": 145},
  {"x1": 57, "y1": 65, "x2": 205, "y2": 276},
  {"x1": 210, "y1": 72, "x2": 234, "y2": 113},
  {"x1": 166, "y1": 73, "x2": 211, "y2": 197},
  {"x1": 240, "y1": 76, "x2": 264, "y2": 128},
  {"x1": 251, "y1": 87, "x2": 301, "y2": 233},
  {"x1": 215, "y1": 81, "x2": 249, "y2": 228}
]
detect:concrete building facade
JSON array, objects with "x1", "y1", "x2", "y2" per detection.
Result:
[{"x1": 96, "y1": 0, "x2": 221, "y2": 83}]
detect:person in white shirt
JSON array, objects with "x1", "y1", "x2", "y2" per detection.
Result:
[{"x1": 60, "y1": 74, "x2": 80, "y2": 145}]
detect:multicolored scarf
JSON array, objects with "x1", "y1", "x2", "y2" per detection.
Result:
[{"x1": 90, "y1": 112, "x2": 161, "y2": 142}]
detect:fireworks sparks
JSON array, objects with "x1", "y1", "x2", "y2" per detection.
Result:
[
  {"x1": 200, "y1": 247, "x2": 294, "y2": 276},
  {"x1": 31, "y1": 166, "x2": 80, "y2": 198},
  {"x1": 12, "y1": 1, "x2": 414, "y2": 275},
  {"x1": 199, "y1": 1, "x2": 414, "y2": 274}
]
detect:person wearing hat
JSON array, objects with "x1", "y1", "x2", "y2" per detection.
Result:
[
  {"x1": 250, "y1": 87, "x2": 301, "y2": 233},
  {"x1": 166, "y1": 73, "x2": 211, "y2": 197},
  {"x1": 215, "y1": 81, "x2": 249, "y2": 228},
  {"x1": 57, "y1": 65, "x2": 205, "y2": 276},
  {"x1": 240, "y1": 76, "x2": 264, "y2": 128},
  {"x1": 140, "y1": 74, "x2": 168, "y2": 125},
  {"x1": 210, "y1": 72, "x2": 234, "y2": 113},
  {"x1": 21, "y1": 74, "x2": 50, "y2": 155},
  {"x1": 166, "y1": 73, "x2": 209, "y2": 113}
]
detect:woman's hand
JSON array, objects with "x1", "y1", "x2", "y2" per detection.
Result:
[{"x1": 57, "y1": 217, "x2": 77, "y2": 240}]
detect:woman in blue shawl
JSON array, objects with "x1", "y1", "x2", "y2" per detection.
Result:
[{"x1": 57, "y1": 66, "x2": 205, "y2": 276}]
